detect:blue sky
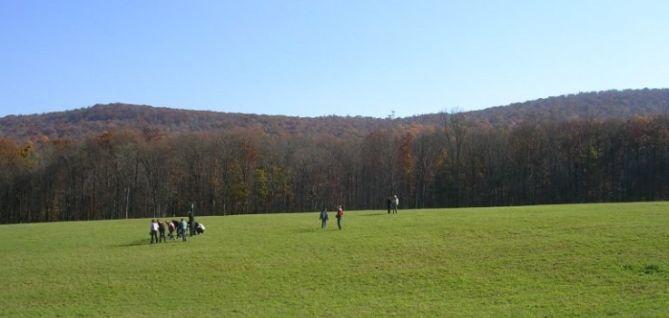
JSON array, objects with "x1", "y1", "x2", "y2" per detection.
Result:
[{"x1": 1, "y1": 0, "x2": 668, "y2": 118}]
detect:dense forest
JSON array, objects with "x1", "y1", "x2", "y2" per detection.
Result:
[{"x1": 1, "y1": 89, "x2": 669, "y2": 223}]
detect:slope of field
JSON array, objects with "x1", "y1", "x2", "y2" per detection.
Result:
[{"x1": 1, "y1": 202, "x2": 668, "y2": 317}]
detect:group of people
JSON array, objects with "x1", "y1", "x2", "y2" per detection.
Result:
[
  {"x1": 318, "y1": 195, "x2": 400, "y2": 230},
  {"x1": 149, "y1": 212, "x2": 205, "y2": 244},
  {"x1": 319, "y1": 205, "x2": 344, "y2": 230},
  {"x1": 148, "y1": 196, "x2": 400, "y2": 239}
]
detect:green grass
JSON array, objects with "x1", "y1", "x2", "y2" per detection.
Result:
[{"x1": 1, "y1": 202, "x2": 669, "y2": 317}]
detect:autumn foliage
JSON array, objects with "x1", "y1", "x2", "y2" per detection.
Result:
[{"x1": 1, "y1": 89, "x2": 669, "y2": 223}]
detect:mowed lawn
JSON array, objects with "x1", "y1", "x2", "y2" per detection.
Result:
[{"x1": 1, "y1": 202, "x2": 669, "y2": 317}]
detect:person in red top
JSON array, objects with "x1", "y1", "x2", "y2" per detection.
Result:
[{"x1": 336, "y1": 205, "x2": 344, "y2": 230}]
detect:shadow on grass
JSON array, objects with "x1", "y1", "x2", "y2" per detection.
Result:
[
  {"x1": 112, "y1": 239, "x2": 151, "y2": 248},
  {"x1": 113, "y1": 236, "x2": 201, "y2": 247},
  {"x1": 357, "y1": 212, "x2": 391, "y2": 217},
  {"x1": 289, "y1": 227, "x2": 326, "y2": 234}
]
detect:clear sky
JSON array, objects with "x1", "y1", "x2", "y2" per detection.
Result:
[{"x1": 1, "y1": 0, "x2": 668, "y2": 118}]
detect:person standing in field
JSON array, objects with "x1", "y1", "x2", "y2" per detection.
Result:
[
  {"x1": 188, "y1": 210, "x2": 195, "y2": 236},
  {"x1": 336, "y1": 205, "x2": 344, "y2": 230},
  {"x1": 149, "y1": 219, "x2": 159, "y2": 244},
  {"x1": 392, "y1": 194, "x2": 399, "y2": 214},
  {"x1": 158, "y1": 220, "x2": 166, "y2": 243},
  {"x1": 167, "y1": 220, "x2": 176, "y2": 240},
  {"x1": 172, "y1": 220, "x2": 181, "y2": 239},
  {"x1": 319, "y1": 208, "x2": 329, "y2": 230},
  {"x1": 386, "y1": 197, "x2": 392, "y2": 214},
  {"x1": 180, "y1": 218, "x2": 188, "y2": 241}
]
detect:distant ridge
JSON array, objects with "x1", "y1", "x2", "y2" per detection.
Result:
[
  {"x1": 474, "y1": 88, "x2": 669, "y2": 123},
  {"x1": 404, "y1": 88, "x2": 669, "y2": 126},
  {"x1": 0, "y1": 103, "x2": 391, "y2": 141},
  {"x1": 2, "y1": 88, "x2": 669, "y2": 140}
]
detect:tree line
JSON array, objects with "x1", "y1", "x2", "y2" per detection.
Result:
[{"x1": 1, "y1": 115, "x2": 668, "y2": 223}]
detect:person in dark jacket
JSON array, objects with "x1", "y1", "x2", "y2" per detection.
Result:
[
  {"x1": 172, "y1": 220, "x2": 181, "y2": 239},
  {"x1": 158, "y1": 220, "x2": 166, "y2": 243},
  {"x1": 386, "y1": 197, "x2": 392, "y2": 214},
  {"x1": 188, "y1": 210, "x2": 195, "y2": 236},
  {"x1": 319, "y1": 209, "x2": 329, "y2": 230}
]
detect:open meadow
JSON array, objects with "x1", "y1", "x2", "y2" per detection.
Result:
[{"x1": 1, "y1": 202, "x2": 668, "y2": 317}]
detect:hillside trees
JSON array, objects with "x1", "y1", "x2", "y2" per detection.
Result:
[
  {"x1": 4, "y1": 89, "x2": 669, "y2": 142},
  {"x1": 2, "y1": 115, "x2": 669, "y2": 223}
]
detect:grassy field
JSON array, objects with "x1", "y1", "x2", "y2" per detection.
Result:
[{"x1": 1, "y1": 202, "x2": 668, "y2": 317}]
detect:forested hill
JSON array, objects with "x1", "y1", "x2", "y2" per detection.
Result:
[
  {"x1": 469, "y1": 89, "x2": 669, "y2": 125},
  {"x1": 404, "y1": 88, "x2": 669, "y2": 126},
  {"x1": 3, "y1": 88, "x2": 669, "y2": 223},
  {"x1": 1, "y1": 88, "x2": 669, "y2": 141},
  {"x1": 0, "y1": 104, "x2": 391, "y2": 141}
]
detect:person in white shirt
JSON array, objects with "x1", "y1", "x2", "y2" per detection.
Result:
[
  {"x1": 149, "y1": 219, "x2": 159, "y2": 244},
  {"x1": 196, "y1": 223, "x2": 205, "y2": 234},
  {"x1": 180, "y1": 219, "x2": 188, "y2": 241}
]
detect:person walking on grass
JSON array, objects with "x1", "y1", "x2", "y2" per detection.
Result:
[
  {"x1": 150, "y1": 219, "x2": 159, "y2": 244},
  {"x1": 336, "y1": 205, "x2": 344, "y2": 230},
  {"x1": 180, "y1": 219, "x2": 188, "y2": 241},
  {"x1": 319, "y1": 208, "x2": 329, "y2": 230},
  {"x1": 158, "y1": 220, "x2": 167, "y2": 243},
  {"x1": 392, "y1": 194, "x2": 399, "y2": 214}
]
